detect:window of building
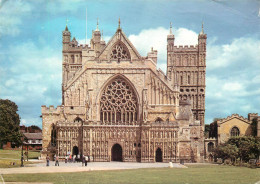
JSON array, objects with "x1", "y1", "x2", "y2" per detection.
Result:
[
  {"x1": 208, "y1": 142, "x2": 214, "y2": 152},
  {"x1": 110, "y1": 43, "x2": 130, "y2": 60},
  {"x1": 188, "y1": 75, "x2": 190, "y2": 84},
  {"x1": 230, "y1": 127, "x2": 240, "y2": 137},
  {"x1": 180, "y1": 76, "x2": 183, "y2": 85},
  {"x1": 100, "y1": 77, "x2": 137, "y2": 124},
  {"x1": 71, "y1": 55, "x2": 74, "y2": 63},
  {"x1": 74, "y1": 117, "x2": 83, "y2": 123},
  {"x1": 155, "y1": 117, "x2": 163, "y2": 123}
]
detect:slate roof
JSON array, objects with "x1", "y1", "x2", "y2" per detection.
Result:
[{"x1": 23, "y1": 133, "x2": 42, "y2": 140}]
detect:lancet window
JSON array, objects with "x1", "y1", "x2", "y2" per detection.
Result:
[
  {"x1": 230, "y1": 127, "x2": 240, "y2": 137},
  {"x1": 100, "y1": 77, "x2": 138, "y2": 124},
  {"x1": 110, "y1": 43, "x2": 130, "y2": 60}
]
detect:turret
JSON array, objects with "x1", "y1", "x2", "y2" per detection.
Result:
[
  {"x1": 91, "y1": 18, "x2": 101, "y2": 54},
  {"x1": 147, "y1": 47, "x2": 158, "y2": 64},
  {"x1": 62, "y1": 25, "x2": 71, "y2": 51},
  {"x1": 167, "y1": 22, "x2": 175, "y2": 51},
  {"x1": 167, "y1": 22, "x2": 175, "y2": 80},
  {"x1": 198, "y1": 22, "x2": 207, "y2": 66}
]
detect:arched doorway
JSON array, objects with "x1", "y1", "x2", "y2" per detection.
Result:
[
  {"x1": 111, "y1": 144, "x2": 123, "y2": 161},
  {"x1": 156, "y1": 148, "x2": 162, "y2": 162},
  {"x1": 73, "y1": 146, "x2": 79, "y2": 156}
]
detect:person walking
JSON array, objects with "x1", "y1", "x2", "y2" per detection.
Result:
[
  {"x1": 46, "y1": 154, "x2": 50, "y2": 167},
  {"x1": 69, "y1": 154, "x2": 72, "y2": 163},
  {"x1": 77, "y1": 154, "x2": 80, "y2": 162},
  {"x1": 65, "y1": 155, "x2": 68, "y2": 163},
  {"x1": 55, "y1": 155, "x2": 59, "y2": 166},
  {"x1": 82, "y1": 155, "x2": 85, "y2": 167},
  {"x1": 73, "y1": 155, "x2": 76, "y2": 163},
  {"x1": 85, "y1": 155, "x2": 88, "y2": 166}
]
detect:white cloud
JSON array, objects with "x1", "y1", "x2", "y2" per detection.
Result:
[
  {"x1": 207, "y1": 37, "x2": 260, "y2": 70},
  {"x1": 0, "y1": 40, "x2": 61, "y2": 127},
  {"x1": 222, "y1": 82, "x2": 243, "y2": 92},
  {"x1": 205, "y1": 36, "x2": 260, "y2": 124},
  {"x1": 0, "y1": 0, "x2": 32, "y2": 37},
  {"x1": 129, "y1": 27, "x2": 198, "y2": 73}
]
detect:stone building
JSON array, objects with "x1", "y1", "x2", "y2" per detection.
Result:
[
  {"x1": 41, "y1": 20, "x2": 206, "y2": 162},
  {"x1": 205, "y1": 113, "x2": 260, "y2": 161}
]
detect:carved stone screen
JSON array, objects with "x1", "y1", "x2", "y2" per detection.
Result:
[{"x1": 100, "y1": 77, "x2": 138, "y2": 125}]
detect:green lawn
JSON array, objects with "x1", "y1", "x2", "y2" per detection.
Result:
[
  {"x1": 3, "y1": 165, "x2": 260, "y2": 184},
  {"x1": 0, "y1": 149, "x2": 41, "y2": 168}
]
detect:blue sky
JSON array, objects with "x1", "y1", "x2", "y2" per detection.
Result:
[{"x1": 0, "y1": 0, "x2": 260, "y2": 128}]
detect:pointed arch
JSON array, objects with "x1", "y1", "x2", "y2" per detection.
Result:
[{"x1": 98, "y1": 74, "x2": 140, "y2": 125}]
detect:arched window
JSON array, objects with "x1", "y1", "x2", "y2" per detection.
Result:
[
  {"x1": 208, "y1": 142, "x2": 214, "y2": 152},
  {"x1": 230, "y1": 127, "x2": 240, "y2": 137},
  {"x1": 100, "y1": 77, "x2": 138, "y2": 124},
  {"x1": 188, "y1": 75, "x2": 190, "y2": 84},
  {"x1": 155, "y1": 117, "x2": 163, "y2": 123},
  {"x1": 74, "y1": 117, "x2": 83, "y2": 123},
  {"x1": 110, "y1": 43, "x2": 130, "y2": 61},
  {"x1": 71, "y1": 55, "x2": 74, "y2": 63},
  {"x1": 51, "y1": 124, "x2": 56, "y2": 147}
]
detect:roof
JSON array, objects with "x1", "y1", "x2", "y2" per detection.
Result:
[
  {"x1": 23, "y1": 133, "x2": 42, "y2": 140},
  {"x1": 218, "y1": 114, "x2": 251, "y2": 125}
]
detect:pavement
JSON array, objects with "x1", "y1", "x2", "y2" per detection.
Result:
[{"x1": 0, "y1": 160, "x2": 187, "y2": 175}]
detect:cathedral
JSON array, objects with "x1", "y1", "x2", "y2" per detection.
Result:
[{"x1": 41, "y1": 19, "x2": 207, "y2": 163}]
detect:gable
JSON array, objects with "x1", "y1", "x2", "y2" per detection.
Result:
[
  {"x1": 98, "y1": 28, "x2": 141, "y2": 62},
  {"x1": 218, "y1": 114, "x2": 250, "y2": 125}
]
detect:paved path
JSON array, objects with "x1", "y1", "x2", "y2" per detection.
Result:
[{"x1": 0, "y1": 161, "x2": 186, "y2": 174}]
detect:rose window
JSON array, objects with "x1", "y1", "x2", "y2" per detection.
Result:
[
  {"x1": 100, "y1": 77, "x2": 137, "y2": 124},
  {"x1": 110, "y1": 44, "x2": 130, "y2": 60}
]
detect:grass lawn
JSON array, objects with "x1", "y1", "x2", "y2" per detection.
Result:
[
  {"x1": 3, "y1": 165, "x2": 260, "y2": 184},
  {"x1": 0, "y1": 149, "x2": 41, "y2": 168}
]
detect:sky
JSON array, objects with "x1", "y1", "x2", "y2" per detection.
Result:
[{"x1": 0, "y1": 0, "x2": 260, "y2": 128}]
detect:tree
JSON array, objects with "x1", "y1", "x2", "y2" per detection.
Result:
[
  {"x1": 204, "y1": 124, "x2": 210, "y2": 137},
  {"x1": 0, "y1": 99, "x2": 22, "y2": 148},
  {"x1": 227, "y1": 136, "x2": 260, "y2": 162},
  {"x1": 213, "y1": 136, "x2": 260, "y2": 163},
  {"x1": 214, "y1": 143, "x2": 239, "y2": 162},
  {"x1": 209, "y1": 118, "x2": 221, "y2": 138}
]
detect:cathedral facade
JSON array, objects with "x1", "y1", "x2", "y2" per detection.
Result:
[{"x1": 41, "y1": 20, "x2": 207, "y2": 162}]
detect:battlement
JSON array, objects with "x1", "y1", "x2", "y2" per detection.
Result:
[
  {"x1": 218, "y1": 114, "x2": 251, "y2": 125},
  {"x1": 248, "y1": 113, "x2": 259, "y2": 121},
  {"x1": 173, "y1": 45, "x2": 198, "y2": 52},
  {"x1": 41, "y1": 105, "x2": 62, "y2": 114},
  {"x1": 68, "y1": 43, "x2": 90, "y2": 50}
]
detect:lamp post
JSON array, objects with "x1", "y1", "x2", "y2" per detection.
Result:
[{"x1": 21, "y1": 136, "x2": 24, "y2": 167}]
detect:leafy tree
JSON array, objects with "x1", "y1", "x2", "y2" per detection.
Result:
[
  {"x1": 209, "y1": 118, "x2": 221, "y2": 138},
  {"x1": 227, "y1": 136, "x2": 260, "y2": 162},
  {"x1": 0, "y1": 99, "x2": 22, "y2": 147},
  {"x1": 214, "y1": 136, "x2": 260, "y2": 163},
  {"x1": 204, "y1": 124, "x2": 210, "y2": 137},
  {"x1": 214, "y1": 143, "x2": 239, "y2": 162}
]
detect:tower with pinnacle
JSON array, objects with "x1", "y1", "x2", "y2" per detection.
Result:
[{"x1": 167, "y1": 23, "x2": 207, "y2": 126}]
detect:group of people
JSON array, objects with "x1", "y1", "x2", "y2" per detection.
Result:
[
  {"x1": 45, "y1": 154, "x2": 60, "y2": 166},
  {"x1": 45, "y1": 154, "x2": 90, "y2": 167}
]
